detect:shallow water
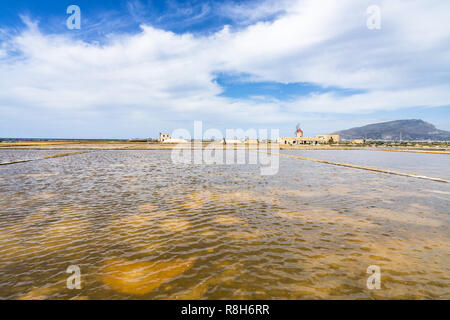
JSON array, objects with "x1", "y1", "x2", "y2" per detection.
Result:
[
  {"x1": 0, "y1": 150, "x2": 449, "y2": 299},
  {"x1": 0, "y1": 150, "x2": 63, "y2": 163},
  {"x1": 286, "y1": 149, "x2": 450, "y2": 179}
]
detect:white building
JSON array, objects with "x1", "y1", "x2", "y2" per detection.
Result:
[
  {"x1": 221, "y1": 138, "x2": 244, "y2": 144},
  {"x1": 158, "y1": 133, "x2": 171, "y2": 142},
  {"x1": 162, "y1": 138, "x2": 189, "y2": 143}
]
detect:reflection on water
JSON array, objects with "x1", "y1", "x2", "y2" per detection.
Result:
[
  {"x1": 101, "y1": 257, "x2": 197, "y2": 295},
  {"x1": 0, "y1": 150, "x2": 449, "y2": 299}
]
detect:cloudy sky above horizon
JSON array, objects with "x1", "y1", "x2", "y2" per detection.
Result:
[{"x1": 1, "y1": 0, "x2": 449, "y2": 139}]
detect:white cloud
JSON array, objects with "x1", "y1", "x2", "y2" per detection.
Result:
[
  {"x1": 287, "y1": 85, "x2": 450, "y2": 114},
  {"x1": 217, "y1": 0, "x2": 292, "y2": 25},
  {"x1": 0, "y1": 0, "x2": 449, "y2": 137}
]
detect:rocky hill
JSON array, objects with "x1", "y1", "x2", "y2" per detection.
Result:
[{"x1": 334, "y1": 119, "x2": 450, "y2": 141}]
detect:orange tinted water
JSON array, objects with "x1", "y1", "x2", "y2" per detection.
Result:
[{"x1": 0, "y1": 150, "x2": 449, "y2": 299}]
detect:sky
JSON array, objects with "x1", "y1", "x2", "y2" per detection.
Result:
[{"x1": 0, "y1": 0, "x2": 449, "y2": 139}]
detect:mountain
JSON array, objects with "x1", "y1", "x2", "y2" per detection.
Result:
[{"x1": 334, "y1": 119, "x2": 450, "y2": 141}]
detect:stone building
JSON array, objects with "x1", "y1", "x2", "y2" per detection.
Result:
[
  {"x1": 277, "y1": 127, "x2": 340, "y2": 145},
  {"x1": 158, "y1": 133, "x2": 171, "y2": 142},
  {"x1": 277, "y1": 136, "x2": 320, "y2": 145},
  {"x1": 316, "y1": 134, "x2": 340, "y2": 143}
]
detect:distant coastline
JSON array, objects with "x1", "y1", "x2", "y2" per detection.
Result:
[{"x1": 1, "y1": 139, "x2": 449, "y2": 153}]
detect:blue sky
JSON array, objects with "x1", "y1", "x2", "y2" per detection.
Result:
[
  {"x1": 0, "y1": 1, "x2": 255, "y2": 37},
  {"x1": 0, "y1": 0, "x2": 449, "y2": 138}
]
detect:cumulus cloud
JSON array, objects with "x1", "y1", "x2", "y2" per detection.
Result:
[{"x1": 0, "y1": 0, "x2": 449, "y2": 137}]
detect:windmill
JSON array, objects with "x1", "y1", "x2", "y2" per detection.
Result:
[{"x1": 295, "y1": 123, "x2": 303, "y2": 137}]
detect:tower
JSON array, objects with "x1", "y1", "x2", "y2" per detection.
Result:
[{"x1": 295, "y1": 124, "x2": 303, "y2": 137}]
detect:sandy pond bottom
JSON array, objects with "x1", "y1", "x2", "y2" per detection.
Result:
[{"x1": 0, "y1": 150, "x2": 449, "y2": 299}]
